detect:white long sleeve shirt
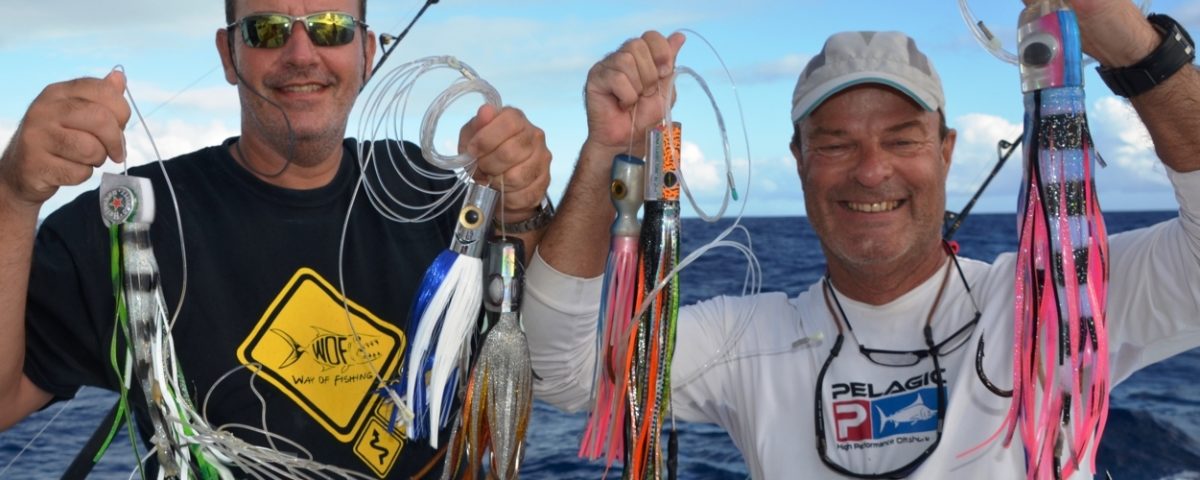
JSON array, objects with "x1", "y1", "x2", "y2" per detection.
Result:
[{"x1": 524, "y1": 168, "x2": 1200, "y2": 479}]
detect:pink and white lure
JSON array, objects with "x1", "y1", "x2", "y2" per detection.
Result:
[
  {"x1": 580, "y1": 154, "x2": 645, "y2": 468},
  {"x1": 1004, "y1": 1, "x2": 1111, "y2": 477}
]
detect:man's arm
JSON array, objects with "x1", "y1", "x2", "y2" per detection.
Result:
[
  {"x1": 539, "y1": 31, "x2": 686, "y2": 276},
  {"x1": 521, "y1": 31, "x2": 685, "y2": 409},
  {"x1": 0, "y1": 70, "x2": 130, "y2": 429},
  {"x1": 1072, "y1": 0, "x2": 1200, "y2": 171}
]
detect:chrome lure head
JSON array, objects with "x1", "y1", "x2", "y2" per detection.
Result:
[
  {"x1": 451, "y1": 182, "x2": 499, "y2": 257},
  {"x1": 1018, "y1": 0, "x2": 1083, "y2": 92},
  {"x1": 99, "y1": 173, "x2": 156, "y2": 227},
  {"x1": 610, "y1": 154, "x2": 645, "y2": 238},
  {"x1": 484, "y1": 237, "x2": 524, "y2": 314},
  {"x1": 643, "y1": 122, "x2": 682, "y2": 202}
]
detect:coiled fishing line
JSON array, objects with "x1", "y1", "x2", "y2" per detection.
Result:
[
  {"x1": 353, "y1": 55, "x2": 502, "y2": 225},
  {"x1": 341, "y1": 55, "x2": 505, "y2": 425},
  {"x1": 957, "y1": 0, "x2": 1152, "y2": 66}
]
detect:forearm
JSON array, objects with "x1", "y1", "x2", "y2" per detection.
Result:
[
  {"x1": 0, "y1": 186, "x2": 50, "y2": 428},
  {"x1": 1086, "y1": 9, "x2": 1200, "y2": 172},
  {"x1": 536, "y1": 140, "x2": 623, "y2": 278},
  {"x1": 1130, "y1": 65, "x2": 1200, "y2": 173}
]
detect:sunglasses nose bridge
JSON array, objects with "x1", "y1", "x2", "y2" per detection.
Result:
[{"x1": 276, "y1": 17, "x2": 323, "y2": 58}]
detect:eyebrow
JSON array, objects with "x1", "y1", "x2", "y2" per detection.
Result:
[
  {"x1": 807, "y1": 119, "x2": 929, "y2": 138},
  {"x1": 808, "y1": 126, "x2": 848, "y2": 138},
  {"x1": 884, "y1": 119, "x2": 927, "y2": 134}
]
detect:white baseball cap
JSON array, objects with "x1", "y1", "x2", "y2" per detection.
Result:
[{"x1": 791, "y1": 31, "x2": 945, "y2": 122}]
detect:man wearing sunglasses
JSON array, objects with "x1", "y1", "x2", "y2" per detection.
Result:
[
  {"x1": 0, "y1": 0, "x2": 551, "y2": 477},
  {"x1": 525, "y1": 0, "x2": 1200, "y2": 477}
]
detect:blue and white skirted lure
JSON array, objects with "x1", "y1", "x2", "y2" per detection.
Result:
[{"x1": 398, "y1": 182, "x2": 498, "y2": 447}]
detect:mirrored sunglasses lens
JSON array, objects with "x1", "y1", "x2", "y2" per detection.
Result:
[
  {"x1": 243, "y1": 15, "x2": 291, "y2": 48},
  {"x1": 307, "y1": 13, "x2": 356, "y2": 46}
]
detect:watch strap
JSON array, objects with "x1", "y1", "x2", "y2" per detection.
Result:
[
  {"x1": 1097, "y1": 14, "x2": 1196, "y2": 98},
  {"x1": 499, "y1": 196, "x2": 555, "y2": 234}
]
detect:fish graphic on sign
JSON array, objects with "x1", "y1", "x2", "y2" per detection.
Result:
[{"x1": 271, "y1": 327, "x2": 382, "y2": 371}]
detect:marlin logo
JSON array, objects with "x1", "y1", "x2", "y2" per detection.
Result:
[{"x1": 876, "y1": 394, "x2": 935, "y2": 429}]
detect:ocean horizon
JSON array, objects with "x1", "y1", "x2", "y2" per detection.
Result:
[{"x1": 4, "y1": 211, "x2": 1199, "y2": 479}]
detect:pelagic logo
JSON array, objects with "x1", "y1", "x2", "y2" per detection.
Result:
[{"x1": 831, "y1": 369, "x2": 943, "y2": 443}]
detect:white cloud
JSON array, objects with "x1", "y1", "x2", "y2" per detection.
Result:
[
  {"x1": 1089, "y1": 96, "x2": 1167, "y2": 187},
  {"x1": 680, "y1": 140, "x2": 723, "y2": 193},
  {"x1": 760, "y1": 178, "x2": 779, "y2": 194},
  {"x1": 946, "y1": 113, "x2": 1022, "y2": 196}
]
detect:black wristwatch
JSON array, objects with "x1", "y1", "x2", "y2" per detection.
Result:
[
  {"x1": 499, "y1": 196, "x2": 555, "y2": 234},
  {"x1": 1097, "y1": 13, "x2": 1196, "y2": 98}
]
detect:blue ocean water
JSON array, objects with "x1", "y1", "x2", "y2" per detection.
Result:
[{"x1": 3, "y1": 212, "x2": 1199, "y2": 479}]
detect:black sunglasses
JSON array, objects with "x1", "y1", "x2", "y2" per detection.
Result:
[
  {"x1": 813, "y1": 246, "x2": 979, "y2": 478},
  {"x1": 227, "y1": 11, "x2": 368, "y2": 49},
  {"x1": 814, "y1": 325, "x2": 948, "y2": 479}
]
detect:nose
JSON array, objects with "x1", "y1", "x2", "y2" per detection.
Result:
[
  {"x1": 851, "y1": 142, "x2": 894, "y2": 188},
  {"x1": 279, "y1": 20, "x2": 320, "y2": 66}
]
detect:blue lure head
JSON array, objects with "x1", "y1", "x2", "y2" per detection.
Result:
[{"x1": 1018, "y1": 0, "x2": 1083, "y2": 92}]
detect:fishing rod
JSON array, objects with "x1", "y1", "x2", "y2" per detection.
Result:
[
  {"x1": 370, "y1": 0, "x2": 440, "y2": 82},
  {"x1": 942, "y1": 132, "x2": 1023, "y2": 240}
]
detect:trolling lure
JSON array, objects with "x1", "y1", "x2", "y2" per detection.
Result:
[
  {"x1": 622, "y1": 122, "x2": 682, "y2": 480},
  {"x1": 440, "y1": 237, "x2": 534, "y2": 480},
  {"x1": 579, "y1": 154, "x2": 646, "y2": 466},
  {"x1": 393, "y1": 182, "x2": 499, "y2": 447},
  {"x1": 101, "y1": 173, "x2": 219, "y2": 479},
  {"x1": 971, "y1": 2, "x2": 1111, "y2": 477}
]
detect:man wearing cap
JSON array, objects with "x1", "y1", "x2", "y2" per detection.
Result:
[{"x1": 522, "y1": 0, "x2": 1200, "y2": 477}]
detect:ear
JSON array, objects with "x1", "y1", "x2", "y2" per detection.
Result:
[
  {"x1": 216, "y1": 28, "x2": 238, "y2": 85},
  {"x1": 790, "y1": 137, "x2": 807, "y2": 179},
  {"x1": 940, "y1": 128, "x2": 957, "y2": 172},
  {"x1": 362, "y1": 28, "x2": 378, "y2": 84}
]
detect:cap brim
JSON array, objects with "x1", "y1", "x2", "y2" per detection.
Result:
[{"x1": 791, "y1": 72, "x2": 939, "y2": 122}]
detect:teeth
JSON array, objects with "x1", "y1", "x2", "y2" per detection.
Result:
[
  {"x1": 846, "y1": 201, "x2": 900, "y2": 213},
  {"x1": 282, "y1": 84, "x2": 321, "y2": 93}
]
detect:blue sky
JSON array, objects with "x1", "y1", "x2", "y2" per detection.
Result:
[{"x1": 2, "y1": 0, "x2": 1197, "y2": 218}]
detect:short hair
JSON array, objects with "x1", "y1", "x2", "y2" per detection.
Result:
[{"x1": 225, "y1": 0, "x2": 368, "y2": 24}]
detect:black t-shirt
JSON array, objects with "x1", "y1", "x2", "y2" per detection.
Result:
[{"x1": 25, "y1": 138, "x2": 460, "y2": 478}]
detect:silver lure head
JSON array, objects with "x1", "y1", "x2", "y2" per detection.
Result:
[
  {"x1": 610, "y1": 154, "x2": 645, "y2": 238},
  {"x1": 450, "y1": 182, "x2": 499, "y2": 257},
  {"x1": 484, "y1": 237, "x2": 524, "y2": 313}
]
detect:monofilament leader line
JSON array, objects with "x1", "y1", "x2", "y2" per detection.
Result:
[
  {"x1": 632, "y1": 29, "x2": 768, "y2": 392},
  {"x1": 339, "y1": 56, "x2": 504, "y2": 435}
]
